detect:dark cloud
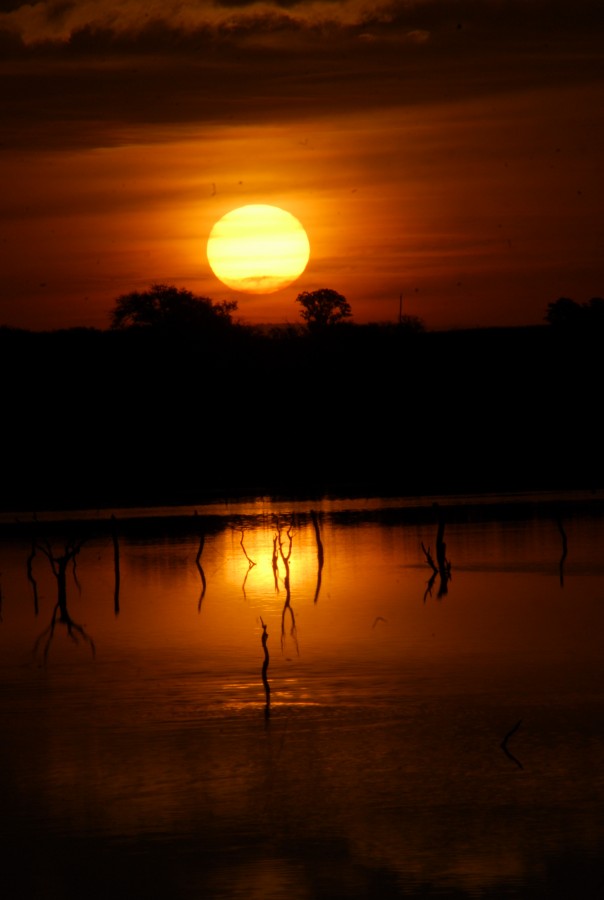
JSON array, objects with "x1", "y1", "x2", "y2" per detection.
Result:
[
  {"x1": 1, "y1": 1, "x2": 603, "y2": 49},
  {"x1": 1, "y1": 1, "x2": 603, "y2": 153}
]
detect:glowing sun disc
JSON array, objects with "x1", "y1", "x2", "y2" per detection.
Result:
[{"x1": 206, "y1": 204, "x2": 310, "y2": 294}]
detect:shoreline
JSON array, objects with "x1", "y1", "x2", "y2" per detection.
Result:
[{"x1": 1, "y1": 486, "x2": 601, "y2": 537}]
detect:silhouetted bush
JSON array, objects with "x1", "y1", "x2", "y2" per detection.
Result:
[
  {"x1": 110, "y1": 283, "x2": 238, "y2": 332},
  {"x1": 545, "y1": 297, "x2": 604, "y2": 330}
]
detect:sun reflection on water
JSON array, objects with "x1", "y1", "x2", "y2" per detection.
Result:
[{"x1": 2, "y1": 495, "x2": 604, "y2": 899}]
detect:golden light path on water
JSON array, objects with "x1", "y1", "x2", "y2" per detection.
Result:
[{"x1": 1, "y1": 493, "x2": 604, "y2": 899}]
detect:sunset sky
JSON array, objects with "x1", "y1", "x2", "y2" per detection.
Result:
[{"x1": 1, "y1": 0, "x2": 603, "y2": 331}]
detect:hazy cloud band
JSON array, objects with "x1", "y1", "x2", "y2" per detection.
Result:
[{"x1": 0, "y1": 0, "x2": 398, "y2": 44}]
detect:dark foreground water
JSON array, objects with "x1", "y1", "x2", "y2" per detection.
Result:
[{"x1": 1, "y1": 492, "x2": 604, "y2": 898}]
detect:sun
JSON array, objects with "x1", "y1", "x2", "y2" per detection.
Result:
[{"x1": 206, "y1": 204, "x2": 310, "y2": 294}]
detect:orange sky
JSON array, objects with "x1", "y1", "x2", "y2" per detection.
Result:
[{"x1": 1, "y1": 1, "x2": 603, "y2": 330}]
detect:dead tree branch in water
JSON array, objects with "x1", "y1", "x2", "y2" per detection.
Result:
[
  {"x1": 260, "y1": 616, "x2": 270, "y2": 719},
  {"x1": 111, "y1": 515, "x2": 121, "y2": 616},
  {"x1": 33, "y1": 538, "x2": 95, "y2": 663},
  {"x1": 237, "y1": 528, "x2": 256, "y2": 569},
  {"x1": 27, "y1": 538, "x2": 39, "y2": 616},
  {"x1": 422, "y1": 504, "x2": 452, "y2": 600},
  {"x1": 421, "y1": 542, "x2": 438, "y2": 573},
  {"x1": 233, "y1": 527, "x2": 256, "y2": 599},
  {"x1": 500, "y1": 719, "x2": 523, "y2": 770},
  {"x1": 277, "y1": 523, "x2": 298, "y2": 654},
  {"x1": 556, "y1": 517, "x2": 568, "y2": 587},
  {"x1": 421, "y1": 542, "x2": 438, "y2": 601},
  {"x1": 271, "y1": 534, "x2": 280, "y2": 593},
  {"x1": 195, "y1": 530, "x2": 207, "y2": 612},
  {"x1": 310, "y1": 509, "x2": 324, "y2": 604}
]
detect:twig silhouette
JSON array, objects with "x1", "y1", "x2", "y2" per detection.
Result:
[
  {"x1": 500, "y1": 719, "x2": 523, "y2": 769},
  {"x1": 32, "y1": 538, "x2": 95, "y2": 663},
  {"x1": 277, "y1": 522, "x2": 298, "y2": 654},
  {"x1": 196, "y1": 532, "x2": 207, "y2": 611},
  {"x1": 232, "y1": 527, "x2": 256, "y2": 599},
  {"x1": 422, "y1": 504, "x2": 452, "y2": 600},
  {"x1": 260, "y1": 617, "x2": 270, "y2": 719},
  {"x1": 238, "y1": 528, "x2": 256, "y2": 569},
  {"x1": 111, "y1": 514, "x2": 120, "y2": 616},
  {"x1": 27, "y1": 539, "x2": 39, "y2": 616},
  {"x1": 271, "y1": 534, "x2": 280, "y2": 593},
  {"x1": 556, "y1": 517, "x2": 568, "y2": 588},
  {"x1": 310, "y1": 509, "x2": 324, "y2": 604}
]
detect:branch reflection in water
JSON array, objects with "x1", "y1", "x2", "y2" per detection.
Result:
[
  {"x1": 2, "y1": 493, "x2": 604, "y2": 900},
  {"x1": 556, "y1": 515, "x2": 568, "y2": 587},
  {"x1": 422, "y1": 502, "x2": 452, "y2": 600},
  {"x1": 234, "y1": 526, "x2": 256, "y2": 598},
  {"x1": 196, "y1": 539, "x2": 207, "y2": 610},
  {"x1": 310, "y1": 508, "x2": 324, "y2": 603},
  {"x1": 259, "y1": 616, "x2": 270, "y2": 719},
  {"x1": 26, "y1": 536, "x2": 39, "y2": 616},
  {"x1": 501, "y1": 719, "x2": 524, "y2": 770},
  {"x1": 275, "y1": 519, "x2": 299, "y2": 656},
  {"x1": 111, "y1": 514, "x2": 120, "y2": 616},
  {"x1": 31, "y1": 537, "x2": 95, "y2": 662}
]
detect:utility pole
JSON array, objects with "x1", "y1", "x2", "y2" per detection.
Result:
[{"x1": 399, "y1": 293, "x2": 403, "y2": 325}]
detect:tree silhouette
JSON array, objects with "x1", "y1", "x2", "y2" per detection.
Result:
[
  {"x1": 110, "y1": 283, "x2": 237, "y2": 331},
  {"x1": 545, "y1": 296, "x2": 604, "y2": 330},
  {"x1": 296, "y1": 288, "x2": 352, "y2": 331},
  {"x1": 399, "y1": 314, "x2": 425, "y2": 333},
  {"x1": 545, "y1": 297, "x2": 583, "y2": 328}
]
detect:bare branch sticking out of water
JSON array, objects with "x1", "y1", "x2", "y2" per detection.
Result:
[
  {"x1": 260, "y1": 617, "x2": 270, "y2": 719},
  {"x1": 195, "y1": 530, "x2": 207, "y2": 612},
  {"x1": 232, "y1": 527, "x2": 256, "y2": 599},
  {"x1": 501, "y1": 719, "x2": 523, "y2": 770},
  {"x1": 238, "y1": 528, "x2": 256, "y2": 569},
  {"x1": 111, "y1": 515, "x2": 120, "y2": 616},
  {"x1": 272, "y1": 534, "x2": 280, "y2": 593},
  {"x1": 556, "y1": 517, "x2": 568, "y2": 588},
  {"x1": 434, "y1": 504, "x2": 452, "y2": 598},
  {"x1": 421, "y1": 542, "x2": 438, "y2": 574},
  {"x1": 27, "y1": 540, "x2": 39, "y2": 615},
  {"x1": 422, "y1": 505, "x2": 452, "y2": 600},
  {"x1": 33, "y1": 602, "x2": 96, "y2": 664},
  {"x1": 33, "y1": 538, "x2": 95, "y2": 663},
  {"x1": 277, "y1": 523, "x2": 299, "y2": 655},
  {"x1": 310, "y1": 509, "x2": 324, "y2": 604},
  {"x1": 421, "y1": 543, "x2": 438, "y2": 602}
]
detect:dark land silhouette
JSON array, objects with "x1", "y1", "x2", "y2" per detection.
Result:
[{"x1": 1, "y1": 317, "x2": 602, "y2": 512}]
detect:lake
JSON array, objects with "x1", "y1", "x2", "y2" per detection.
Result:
[{"x1": 1, "y1": 491, "x2": 604, "y2": 899}]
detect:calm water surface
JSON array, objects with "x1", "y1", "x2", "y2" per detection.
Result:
[{"x1": 1, "y1": 493, "x2": 604, "y2": 898}]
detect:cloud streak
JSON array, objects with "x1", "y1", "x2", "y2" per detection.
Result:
[
  {"x1": 2, "y1": 0, "x2": 603, "y2": 49},
  {"x1": 2, "y1": 0, "x2": 603, "y2": 155},
  {"x1": 1, "y1": 0, "x2": 397, "y2": 45}
]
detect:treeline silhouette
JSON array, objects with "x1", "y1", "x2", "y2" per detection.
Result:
[{"x1": 1, "y1": 316, "x2": 602, "y2": 511}]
